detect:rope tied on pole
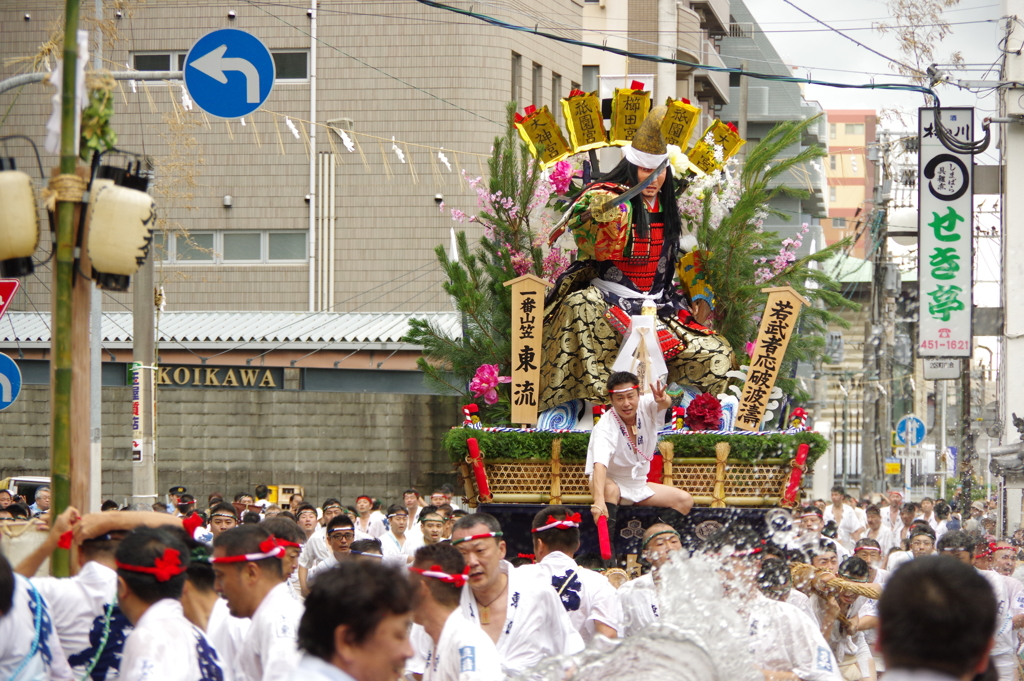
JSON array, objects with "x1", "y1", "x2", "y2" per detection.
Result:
[{"x1": 42, "y1": 173, "x2": 88, "y2": 212}]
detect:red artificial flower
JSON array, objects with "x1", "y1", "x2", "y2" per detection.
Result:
[{"x1": 684, "y1": 393, "x2": 723, "y2": 431}]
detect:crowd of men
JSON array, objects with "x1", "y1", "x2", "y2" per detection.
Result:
[{"x1": 0, "y1": 481, "x2": 1018, "y2": 681}]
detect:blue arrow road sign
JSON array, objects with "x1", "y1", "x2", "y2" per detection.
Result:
[
  {"x1": 184, "y1": 29, "x2": 274, "y2": 118},
  {"x1": 0, "y1": 352, "x2": 22, "y2": 411},
  {"x1": 896, "y1": 414, "x2": 926, "y2": 447}
]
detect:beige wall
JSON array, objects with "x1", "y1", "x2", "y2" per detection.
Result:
[{"x1": 1, "y1": 0, "x2": 582, "y2": 314}]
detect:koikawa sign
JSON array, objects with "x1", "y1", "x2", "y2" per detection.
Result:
[{"x1": 155, "y1": 364, "x2": 283, "y2": 389}]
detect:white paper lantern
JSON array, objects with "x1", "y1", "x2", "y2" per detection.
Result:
[
  {"x1": 0, "y1": 170, "x2": 39, "y2": 277},
  {"x1": 86, "y1": 182, "x2": 156, "y2": 290}
]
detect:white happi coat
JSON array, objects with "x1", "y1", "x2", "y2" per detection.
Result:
[
  {"x1": 517, "y1": 550, "x2": 623, "y2": 641},
  {"x1": 31, "y1": 560, "x2": 131, "y2": 681},
  {"x1": 616, "y1": 572, "x2": 659, "y2": 637},
  {"x1": 380, "y1": 530, "x2": 410, "y2": 567},
  {"x1": 458, "y1": 561, "x2": 584, "y2": 672},
  {"x1": 237, "y1": 582, "x2": 303, "y2": 681},
  {"x1": 422, "y1": 609, "x2": 503, "y2": 681},
  {"x1": 586, "y1": 394, "x2": 665, "y2": 502},
  {"x1": 207, "y1": 597, "x2": 250, "y2": 681},
  {"x1": 0, "y1": 574, "x2": 74, "y2": 681},
  {"x1": 119, "y1": 598, "x2": 223, "y2": 681},
  {"x1": 297, "y1": 526, "x2": 331, "y2": 572},
  {"x1": 747, "y1": 594, "x2": 843, "y2": 681}
]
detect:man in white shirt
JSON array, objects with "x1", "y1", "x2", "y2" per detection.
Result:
[
  {"x1": 212, "y1": 524, "x2": 304, "y2": 681},
  {"x1": 881, "y1": 490, "x2": 904, "y2": 532},
  {"x1": 298, "y1": 500, "x2": 344, "y2": 596},
  {"x1": 450, "y1": 513, "x2": 584, "y2": 672},
  {"x1": 518, "y1": 505, "x2": 622, "y2": 642},
  {"x1": 16, "y1": 507, "x2": 185, "y2": 680},
  {"x1": 617, "y1": 523, "x2": 680, "y2": 636},
  {"x1": 0, "y1": 553, "x2": 74, "y2": 681},
  {"x1": 306, "y1": 515, "x2": 358, "y2": 587},
  {"x1": 588, "y1": 372, "x2": 693, "y2": 526},
  {"x1": 862, "y1": 506, "x2": 897, "y2": 560},
  {"x1": 289, "y1": 561, "x2": 415, "y2": 681},
  {"x1": 935, "y1": 530, "x2": 1024, "y2": 681},
  {"x1": 115, "y1": 527, "x2": 225, "y2": 681},
  {"x1": 405, "y1": 489, "x2": 427, "y2": 525},
  {"x1": 380, "y1": 505, "x2": 412, "y2": 566},
  {"x1": 876, "y1": 555, "x2": 997, "y2": 681},
  {"x1": 823, "y1": 486, "x2": 866, "y2": 551},
  {"x1": 353, "y1": 496, "x2": 386, "y2": 540},
  {"x1": 404, "y1": 508, "x2": 446, "y2": 562},
  {"x1": 704, "y1": 526, "x2": 842, "y2": 681},
  {"x1": 410, "y1": 543, "x2": 502, "y2": 681},
  {"x1": 800, "y1": 507, "x2": 849, "y2": 561},
  {"x1": 180, "y1": 539, "x2": 250, "y2": 681}
]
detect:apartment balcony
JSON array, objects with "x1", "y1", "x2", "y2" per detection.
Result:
[
  {"x1": 677, "y1": 6, "x2": 703, "y2": 64},
  {"x1": 689, "y1": 0, "x2": 730, "y2": 35},
  {"x1": 693, "y1": 40, "x2": 730, "y2": 106}
]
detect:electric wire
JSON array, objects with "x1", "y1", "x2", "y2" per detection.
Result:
[{"x1": 412, "y1": 0, "x2": 940, "y2": 102}]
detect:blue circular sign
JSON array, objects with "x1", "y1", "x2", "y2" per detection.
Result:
[
  {"x1": 184, "y1": 29, "x2": 275, "y2": 119},
  {"x1": 896, "y1": 414, "x2": 926, "y2": 447},
  {"x1": 0, "y1": 352, "x2": 23, "y2": 411}
]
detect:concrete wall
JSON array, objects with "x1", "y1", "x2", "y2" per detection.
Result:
[{"x1": 0, "y1": 385, "x2": 461, "y2": 507}]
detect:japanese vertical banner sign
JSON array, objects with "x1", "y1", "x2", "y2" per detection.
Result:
[
  {"x1": 513, "y1": 105, "x2": 571, "y2": 169},
  {"x1": 561, "y1": 90, "x2": 608, "y2": 153},
  {"x1": 131, "y1": 362, "x2": 143, "y2": 462},
  {"x1": 609, "y1": 82, "x2": 651, "y2": 146},
  {"x1": 687, "y1": 120, "x2": 746, "y2": 174},
  {"x1": 736, "y1": 286, "x2": 811, "y2": 431},
  {"x1": 503, "y1": 274, "x2": 552, "y2": 425},
  {"x1": 918, "y1": 108, "x2": 973, "y2": 357}
]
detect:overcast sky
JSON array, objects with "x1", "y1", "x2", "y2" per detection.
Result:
[{"x1": 741, "y1": 0, "x2": 1003, "y2": 129}]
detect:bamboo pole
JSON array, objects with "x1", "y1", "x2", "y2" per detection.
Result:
[
  {"x1": 659, "y1": 441, "x2": 674, "y2": 486},
  {"x1": 712, "y1": 442, "x2": 730, "y2": 508},
  {"x1": 549, "y1": 439, "x2": 562, "y2": 504},
  {"x1": 49, "y1": 0, "x2": 82, "y2": 577}
]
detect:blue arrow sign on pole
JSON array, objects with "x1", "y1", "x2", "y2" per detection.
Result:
[
  {"x1": 184, "y1": 29, "x2": 275, "y2": 119},
  {"x1": 896, "y1": 414, "x2": 926, "y2": 447},
  {"x1": 0, "y1": 352, "x2": 23, "y2": 411}
]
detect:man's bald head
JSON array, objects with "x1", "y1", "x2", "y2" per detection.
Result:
[{"x1": 642, "y1": 523, "x2": 682, "y2": 568}]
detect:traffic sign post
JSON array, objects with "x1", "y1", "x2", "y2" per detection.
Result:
[
  {"x1": 0, "y1": 352, "x2": 23, "y2": 411},
  {"x1": 0, "y1": 279, "x2": 20, "y2": 321},
  {"x1": 896, "y1": 414, "x2": 926, "y2": 447},
  {"x1": 184, "y1": 29, "x2": 275, "y2": 118}
]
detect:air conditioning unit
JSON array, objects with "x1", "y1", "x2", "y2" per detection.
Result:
[{"x1": 268, "y1": 484, "x2": 305, "y2": 505}]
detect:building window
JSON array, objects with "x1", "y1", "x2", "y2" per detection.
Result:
[
  {"x1": 551, "y1": 73, "x2": 562, "y2": 121},
  {"x1": 176, "y1": 232, "x2": 215, "y2": 262},
  {"x1": 829, "y1": 123, "x2": 836, "y2": 139},
  {"x1": 830, "y1": 155, "x2": 837, "y2": 171},
  {"x1": 268, "y1": 232, "x2": 308, "y2": 260},
  {"x1": 222, "y1": 232, "x2": 262, "y2": 262},
  {"x1": 272, "y1": 52, "x2": 308, "y2": 80},
  {"x1": 156, "y1": 230, "x2": 307, "y2": 264},
  {"x1": 845, "y1": 123, "x2": 865, "y2": 135},
  {"x1": 132, "y1": 51, "x2": 308, "y2": 81},
  {"x1": 582, "y1": 66, "x2": 599, "y2": 93},
  {"x1": 829, "y1": 186, "x2": 837, "y2": 202},
  {"x1": 511, "y1": 53, "x2": 522, "y2": 108},
  {"x1": 833, "y1": 217, "x2": 846, "y2": 228},
  {"x1": 532, "y1": 63, "x2": 543, "y2": 109}
]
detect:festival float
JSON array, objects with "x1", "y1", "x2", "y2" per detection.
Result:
[{"x1": 406, "y1": 87, "x2": 852, "y2": 563}]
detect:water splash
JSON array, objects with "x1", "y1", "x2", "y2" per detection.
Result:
[{"x1": 513, "y1": 550, "x2": 760, "y2": 681}]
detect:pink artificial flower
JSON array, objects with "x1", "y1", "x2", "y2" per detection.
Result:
[
  {"x1": 744, "y1": 341, "x2": 756, "y2": 357},
  {"x1": 549, "y1": 160, "x2": 574, "y2": 194},
  {"x1": 469, "y1": 364, "x2": 511, "y2": 405}
]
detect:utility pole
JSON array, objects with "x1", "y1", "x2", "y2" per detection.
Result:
[
  {"x1": 861, "y1": 134, "x2": 892, "y2": 494},
  {"x1": 1002, "y1": 0, "x2": 1024, "y2": 472},
  {"x1": 131, "y1": 253, "x2": 156, "y2": 507},
  {"x1": 939, "y1": 379, "x2": 947, "y2": 499},
  {"x1": 738, "y1": 60, "x2": 749, "y2": 159}
]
